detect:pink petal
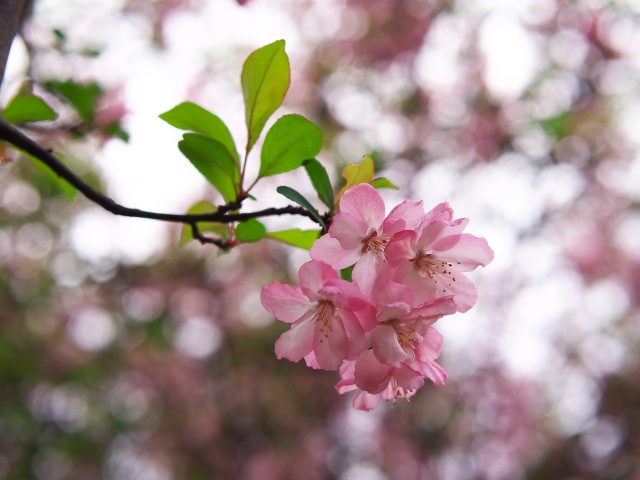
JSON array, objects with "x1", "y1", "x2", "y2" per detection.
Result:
[
  {"x1": 313, "y1": 313, "x2": 348, "y2": 370},
  {"x1": 339, "y1": 184, "x2": 385, "y2": 231},
  {"x1": 304, "y1": 351, "x2": 321, "y2": 370},
  {"x1": 260, "y1": 282, "x2": 312, "y2": 323},
  {"x1": 298, "y1": 260, "x2": 339, "y2": 293},
  {"x1": 419, "y1": 362, "x2": 447, "y2": 386},
  {"x1": 434, "y1": 234, "x2": 494, "y2": 271},
  {"x1": 393, "y1": 364, "x2": 425, "y2": 391},
  {"x1": 423, "y1": 202, "x2": 453, "y2": 223},
  {"x1": 415, "y1": 328, "x2": 447, "y2": 385},
  {"x1": 437, "y1": 272, "x2": 477, "y2": 312},
  {"x1": 371, "y1": 324, "x2": 409, "y2": 367},
  {"x1": 383, "y1": 200, "x2": 425, "y2": 234},
  {"x1": 274, "y1": 317, "x2": 315, "y2": 362},
  {"x1": 337, "y1": 308, "x2": 368, "y2": 357},
  {"x1": 310, "y1": 235, "x2": 361, "y2": 270},
  {"x1": 330, "y1": 212, "x2": 370, "y2": 249},
  {"x1": 415, "y1": 220, "x2": 450, "y2": 252},
  {"x1": 352, "y1": 251, "x2": 384, "y2": 296},
  {"x1": 354, "y1": 350, "x2": 391, "y2": 394},
  {"x1": 353, "y1": 390, "x2": 382, "y2": 411},
  {"x1": 409, "y1": 296, "x2": 457, "y2": 323},
  {"x1": 377, "y1": 302, "x2": 412, "y2": 324},
  {"x1": 392, "y1": 263, "x2": 438, "y2": 306}
]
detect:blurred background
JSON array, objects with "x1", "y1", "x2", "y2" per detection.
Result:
[{"x1": 1, "y1": 0, "x2": 640, "y2": 478}]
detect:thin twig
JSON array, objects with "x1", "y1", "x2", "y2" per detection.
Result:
[{"x1": 0, "y1": 118, "x2": 324, "y2": 234}]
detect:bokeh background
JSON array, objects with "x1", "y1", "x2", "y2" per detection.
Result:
[{"x1": 1, "y1": 0, "x2": 640, "y2": 478}]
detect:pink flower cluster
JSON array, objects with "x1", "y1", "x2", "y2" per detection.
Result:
[{"x1": 261, "y1": 184, "x2": 494, "y2": 411}]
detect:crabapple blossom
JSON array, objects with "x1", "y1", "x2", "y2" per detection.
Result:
[
  {"x1": 260, "y1": 260, "x2": 375, "y2": 370},
  {"x1": 261, "y1": 183, "x2": 493, "y2": 411},
  {"x1": 386, "y1": 202, "x2": 494, "y2": 312},
  {"x1": 367, "y1": 273, "x2": 456, "y2": 367},
  {"x1": 310, "y1": 183, "x2": 424, "y2": 295},
  {"x1": 335, "y1": 327, "x2": 446, "y2": 411}
]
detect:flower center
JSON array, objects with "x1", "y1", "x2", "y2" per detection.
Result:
[
  {"x1": 315, "y1": 300, "x2": 335, "y2": 340},
  {"x1": 361, "y1": 232, "x2": 391, "y2": 256},
  {"x1": 394, "y1": 323, "x2": 418, "y2": 351},
  {"x1": 412, "y1": 252, "x2": 459, "y2": 293},
  {"x1": 389, "y1": 378, "x2": 415, "y2": 403}
]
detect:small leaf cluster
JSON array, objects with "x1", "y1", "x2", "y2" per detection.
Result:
[{"x1": 160, "y1": 40, "x2": 397, "y2": 250}]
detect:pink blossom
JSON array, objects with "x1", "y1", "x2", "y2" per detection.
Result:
[
  {"x1": 336, "y1": 327, "x2": 448, "y2": 412},
  {"x1": 260, "y1": 260, "x2": 375, "y2": 370},
  {"x1": 335, "y1": 351, "x2": 424, "y2": 412},
  {"x1": 310, "y1": 183, "x2": 424, "y2": 295},
  {"x1": 386, "y1": 202, "x2": 494, "y2": 312},
  {"x1": 367, "y1": 275, "x2": 456, "y2": 367}
]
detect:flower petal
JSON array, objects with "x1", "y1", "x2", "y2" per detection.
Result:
[
  {"x1": 383, "y1": 199, "x2": 425, "y2": 234},
  {"x1": 393, "y1": 364, "x2": 425, "y2": 391},
  {"x1": 352, "y1": 251, "x2": 385, "y2": 296},
  {"x1": 310, "y1": 235, "x2": 361, "y2": 270},
  {"x1": 354, "y1": 350, "x2": 391, "y2": 394},
  {"x1": 298, "y1": 260, "x2": 339, "y2": 293},
  {"x1": 339, "y1": 183, "x2": 385, "y2": 231},
  {"x1": 260, "y1": 282, "x2": 311, "y2": 323},
  {"x1": 353, "y1": 390, "x2": 382, "y2": 411},
  {"x1": 371, "y1": 324, "x2": 409, "y2": 367},
  {"x1": 274, "y1": 317, "x2": 315, "y2": 362},
  {"x1": 313, "y1": 313, "x2": 348, "y2": 370},
  {"x1": 330, "y1": 212, "x2": 370, "y2": 250},
  {"x1": 434, "y1": 234, "x2": 495, "y2": 271}
]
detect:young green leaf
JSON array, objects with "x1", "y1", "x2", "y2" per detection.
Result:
[
  {"x1": 303, "y1": 159, "x2": 333, "y2": 210},
  {"x1": 179, "y1": 200, "x2": 229, "y2": 245},
  {"x1": 27, "y1": 152, "x2": 77, "y2": 200},
  {"x1": 45, "y1": 80, "x2": 102, "y2": 123},
  {"x1": 3, "y1": 93, "x2": 57, "y2": 124},
  {"x1": 340, "y1": 265, "x2": 354, "y2": 282},
  {"x1": 259, "y1": 114, "x2": 322, "y2": 178},
  {"x1": 102, "y1": 123, "x2": 130, "y2": 142},
  {"x1": 53, "y1": 28, "x2": 66, "y2": 42},
  {"x1": 266, "y1": 229, "x2": 321, "y2": 250},
  {"x1": 159, "y1": 102, "x2": 239, "y2": 164},
  {"x1": 371, "y1": 177, "x2": 399, "y2": 190},
  {"x1": 241, "y1": 40, "x2": 290, "y2": 154},
  {"x1": 178, "y1": 134, "x2": 240, "y2": 203},
  {"x1": 236, "y1": 218, "x2": 267, "y2": 242},
  {"x1": 335, "y1": 154, "x2": 375, "y2": 206},
  {"x1": 276, "y1": 186, "x2": 324, "y2": 227}
]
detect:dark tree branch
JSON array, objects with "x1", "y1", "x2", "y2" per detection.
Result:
[
  {"x1": 0, "y1": 0, "x2": 31, "y2": 88},
  {"x1": 0, "y1": 118, "x2": 324, "y2": 242}
]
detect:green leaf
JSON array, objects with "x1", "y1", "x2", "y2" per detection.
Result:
[
  {"x1": 236, "y1": 218, "x2": 266, "y2": 243},
  {"x1": 179, "y1": 200, "x2": 229, "y2": 245},
  {"x1": 2, "y1": 84, "x2": 57, "y2": 124},
  {"x1": 259, "y1": 114, "x2": 322, "y2": 178},
  {"x1": 304, "y1": 159, "x2": 334, "y2": 210},
  {"x1": 371, "y1": 177, "x2": 398, "y2": 190},
  {"x1": 540, "y1": 113, "x2": 570, "y2": 139},
  {"x1": 178, "y1": 134, "x2": 240, "y2": 203},
  {"x1": 242, "y1": 40, "x2": 290, "y2": 154},
  {"x1": 266, "y1": 229, "x2": 321, "y2": 250},
  {"x1": 53, "y1": 28, "x2": 66, "y2": 42},
  {"x1": 159, "y1": 102, "x2": 239, "y2": 164},
  {"x1": 276, "y1": 186, "x2": 324, "y2": 227},
  {"x1": 46, "y1": 80, "x2": 102, "y2": 123},
  {"x1": 102, "y1": 123, "x2": 130, "y2": 142},
  {"x1": 79, "y1": 48, "x2": 101, "y2": 57},
  {"x1": 335, "y1": 154, "x2": 375, "y2": 206},
  {"x1": 340, "y1": 265, "x2": 354, "y2": 282},
  {"x1": 26, "y1": 151, "x2": 77, "y2": 200}
]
